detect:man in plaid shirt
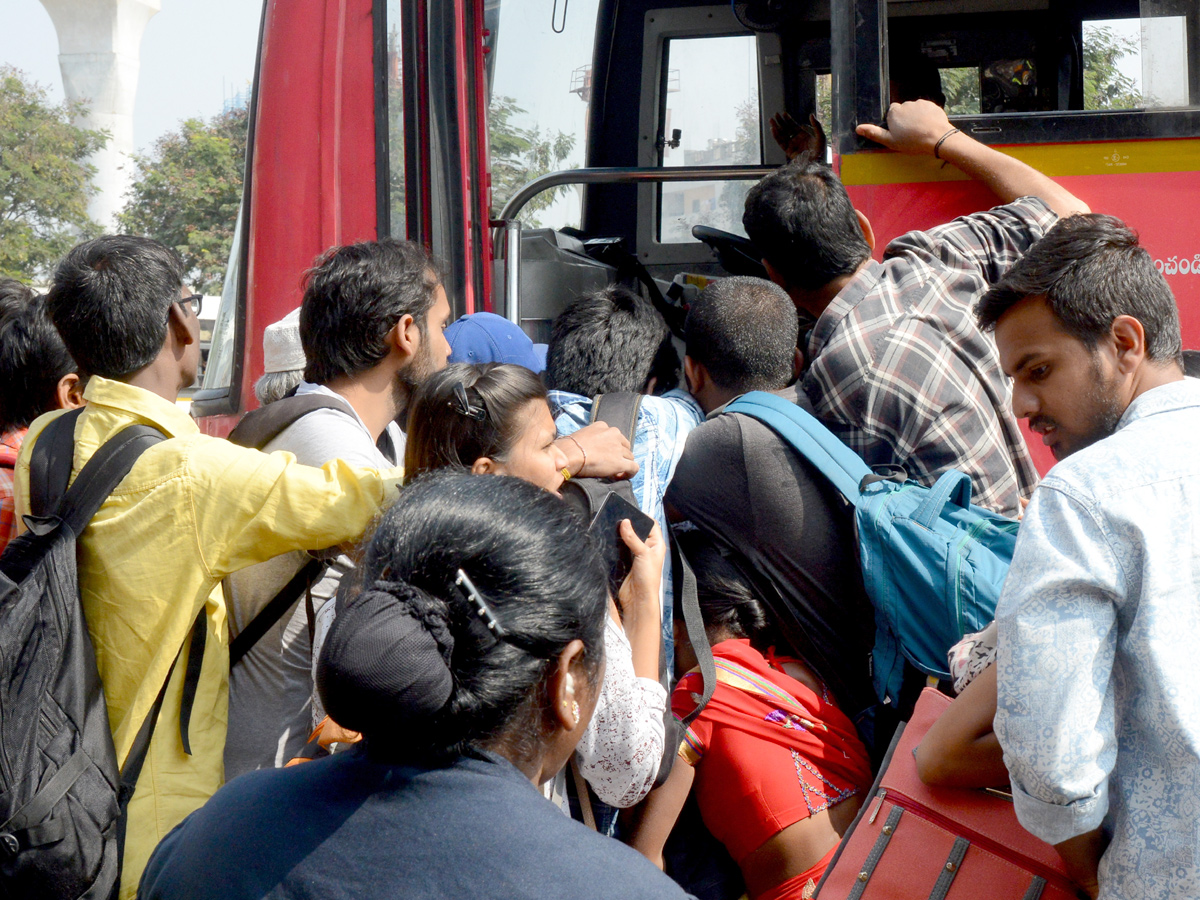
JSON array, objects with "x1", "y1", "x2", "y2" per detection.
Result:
[{"x1": 745, "y1": 101, "x2": 1089, "y2": 517}]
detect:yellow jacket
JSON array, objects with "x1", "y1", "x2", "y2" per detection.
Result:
[{"x1": 14, "y1": 377, "x2": 402, "y2": 898}]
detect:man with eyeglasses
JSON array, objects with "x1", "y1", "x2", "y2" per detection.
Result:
[{"x1": 12, "y1": 235, "x2": 404, "y2": 900}]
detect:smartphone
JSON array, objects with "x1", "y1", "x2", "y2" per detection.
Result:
[{"x1": 587, "y1": 491, "x2": 656, "y2": 590}]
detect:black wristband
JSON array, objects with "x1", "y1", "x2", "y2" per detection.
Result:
[{"x1": 933, "y1": 127, "x2": 961, "y2": 160}]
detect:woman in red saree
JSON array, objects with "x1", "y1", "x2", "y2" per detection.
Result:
[{"x1": 628, "y1": 534, "x2": 872, "y2": 899}]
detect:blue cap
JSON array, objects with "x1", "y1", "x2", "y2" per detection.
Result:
[{"x1": 446, "y1": 312, "x2": 546, "y2": 374}]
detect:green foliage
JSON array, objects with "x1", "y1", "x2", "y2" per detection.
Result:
[
  {"x1": 942, "y1": 67, "x2": 982, "y2": 116},
  {"x1": 119, "y1": 106, "x2": 248, "y2": 293},
  {"x1": 1083, "y1": 24, "x2": 1142, "y2": 111},
  {"x1": 0, "y1": 66, "x2": 106, "y2": 280},
  {"x1": 488, "y1": 95, "x2": 576, "y2": 226}
]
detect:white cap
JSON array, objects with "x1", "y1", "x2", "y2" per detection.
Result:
[{"x1": 263, "y1": 308, "x2": 305, "y2": 374}]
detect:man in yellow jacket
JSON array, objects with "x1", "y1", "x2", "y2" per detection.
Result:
[{"x1": 13, "y1": 235, "x2": 447, "y2": 898}]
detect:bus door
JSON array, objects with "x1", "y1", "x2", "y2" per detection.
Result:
[
  {"x1": 193, "y1": 0, "x2": 493, "y2": 433},
  {"x1": 833, "y1": 0, "x2": 1200, "y2": 473}
]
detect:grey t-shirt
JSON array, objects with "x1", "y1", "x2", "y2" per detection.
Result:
[{"x1": 223, "y1": 383, "x2": 403, "y2": 779}]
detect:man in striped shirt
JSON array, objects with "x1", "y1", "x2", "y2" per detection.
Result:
[{"x1": 744, "y1": 100, "x2": 1089, "y2": 517}]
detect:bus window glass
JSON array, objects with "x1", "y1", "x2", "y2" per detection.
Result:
[
  {"x1": 486, "y1": 0, "x2": 601, "y2": 229},
  {"x1": 1084, "y1": 8, "x2": 1194, "y2": 110},
  {"x1": 200, "y1": 205, "x2": 242, "y2": 392},
  {"x1": 658, "y1": 33, "x2": 761, "y2": 243},
  {"x1": 941, "y1": 67, "x2": 981, "y2": 115},
  {"x1": 385, "y1": 0, "x2": 406, "y2": 234}
]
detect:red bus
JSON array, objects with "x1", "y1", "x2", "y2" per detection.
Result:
[{"x1": 193, "y1": 0, "x2": 1200, "y2": 474}]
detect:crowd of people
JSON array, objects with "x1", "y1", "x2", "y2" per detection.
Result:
[{"x1": 1, "y1": 99, "x2": 1197, "y2": 900}]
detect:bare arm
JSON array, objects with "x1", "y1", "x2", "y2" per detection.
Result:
[
  {"x1": 1055, "y1": 829, "x2": 1104, "y2": 899},
  {"x1": 856, "y1": 100, "x2": 1089, "y2": 219},
  {"x1": 914, "y1": 664, "x2": 1009, "y2": 788},
  {"x1": 617, "y1": 520, "x2": 665, "y2": 679},
  {"x1": 557, "y1": 421, "x2": 639, "y2": 479},
  {"x1": 626, "y1": 757, "x2": 696, "y2": 868}
]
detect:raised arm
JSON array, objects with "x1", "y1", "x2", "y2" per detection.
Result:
[{"x1": 856, "y1": 100, "x2": 1090, "y2": 219}]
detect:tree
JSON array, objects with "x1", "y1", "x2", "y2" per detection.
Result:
[
  {"x1": 119, "y1": 106, "x2": 249, "y2": 293},
  {"x1": 488, "y1": 95, "x2": 576, "y2": 226},
  {"x1": 942, "y1": 67, "x2": 982, "y2": 116},
  {"x1": 0, "y1": 66, "x2": 106, "y2": 279},
  {"x1": 1083, "y1": 24, "x2": 1142, "y2": 111}
]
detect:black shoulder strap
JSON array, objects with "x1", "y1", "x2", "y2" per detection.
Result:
[
  {"x1": 229, "y1": 556, "x2": 327, "y2": 667},
  {"x1": 227, "y1": 394, "x2": 356, "y2": 449},
  {"x1": 589, "y1": 392, "x2": 643, "y2": 443},
  {"x1": 654, "y1": 540, "x2": 715, "y2": 787},
  {"x1": 29, "y1": 408, "x2": 85, "y2": 518}
]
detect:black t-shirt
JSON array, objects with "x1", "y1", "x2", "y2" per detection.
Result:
[
  {"x1": 665, "y1": 385, "x2": 876, "y2": 720},
  {"x1": 139, "y1": 746, "x2": 692, "y2": 900}
]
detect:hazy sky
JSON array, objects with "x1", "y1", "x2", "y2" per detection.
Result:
[{"x1": 2, "y1": 0, "x2": 261, "y2": 151}]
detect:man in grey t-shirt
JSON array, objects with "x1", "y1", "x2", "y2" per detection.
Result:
[{"x1": 224, "y1": 239, "x2": 452, "y2": 778}]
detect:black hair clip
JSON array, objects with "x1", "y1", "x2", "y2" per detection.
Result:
[
  {"x1": 451, "y1": 382, "x2": 487, "y2": 421},
  {"x1": 455, "y1": 568, "x2": 507, "y2": 641}
]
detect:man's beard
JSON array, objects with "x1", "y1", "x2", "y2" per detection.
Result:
[
  {"x1": 391, "y1": 339, "x2": 438, "y2": 425},
  {"x1": 1063, "y1": 355, "x2": 1125, "y2": 458}
]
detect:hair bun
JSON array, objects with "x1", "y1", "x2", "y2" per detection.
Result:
[{"x1": 316, "y1": 579, "x2": 455, "y2": 736}]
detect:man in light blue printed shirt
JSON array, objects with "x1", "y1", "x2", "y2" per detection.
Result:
[
  {"x1": 545, "y1": 286, "x2": 704, "y2": 658},
  {"x1": 977, "y1": 215, "x2": 1198, "y2": 899}
]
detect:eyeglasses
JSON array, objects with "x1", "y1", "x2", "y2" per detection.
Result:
[{"x1": 166, "y1": 294, "x2": 203, "y2": 322}]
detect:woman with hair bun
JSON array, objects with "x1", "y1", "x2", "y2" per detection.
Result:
[
  {"x1": 404, "y1": 363, "x2": 670, "y2": 817},
  {"x1": 139, "y1": 472, "x2": 688, "y2": 900},
  {"x1": 629, "y1": 531, "x2": 873, "y2": 900}
]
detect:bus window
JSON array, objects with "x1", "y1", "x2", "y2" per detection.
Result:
[
  {"x1": 658, "y1": 33, "x2": 761, "y2": 243},
  {"x1": 384, "y1": 0, "x2": 406, "y2": 235},
  {"x1": 1083, "y1": 13, "x2": 1192, "y2": 110},
  {"x1": 485, "y1": 0, "x2": 601, "y2": 230},
  {"x1": 199, "y1": 207, "x2": 243, "y2": 395}
]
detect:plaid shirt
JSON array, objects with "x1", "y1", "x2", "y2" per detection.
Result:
[
  {"x1": 0, "y1": 428, "x2": 26, "y2": 557},
  {"x1": 803, "y1": 197, "x2": 1054, "y2": 518}
]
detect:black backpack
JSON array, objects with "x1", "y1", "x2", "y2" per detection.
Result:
[{"x1": 0, "y1": 409, "x2": 205, "y2": 900}]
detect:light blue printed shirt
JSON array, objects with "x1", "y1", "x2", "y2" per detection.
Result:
[
  {"x1": 994, "y1": 377, "x2": 1200, "y2": 900},
  {"x1": 549, "y1": 388, "x2": 704, "y2": 657}
]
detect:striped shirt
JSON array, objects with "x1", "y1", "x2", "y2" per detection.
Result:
[{"x1": 802, "y1": 197, "x2": 1054, "y2": 517}]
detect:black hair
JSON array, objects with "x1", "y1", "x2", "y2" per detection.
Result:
[
  {"x1": 405, "y1": 363, "x2": 549, "y2": 478},
  {"x1": 743, "y1": 160, "x2": 871, "y2": 292},
  {"x1": 46, "y1": 235, "x2": 185, "y2": 379},
  {"x1": 684, "y1": 275, "x2": 798, "y2": 392},
  {"x1": 673, "y1": 530, "x2": 773, "y2": 648},
  {"x1": 0, "y1": 284, "x2": 78, "y2": 433},
  {"x1": 545, "y1": 285, "x2": 679, "y2": 396},
  {"x1": 300, "y1": 238, "x2": 445, "y2": 384},
  {"x1": 317, "y1": 471, "x2": 608, "y2": 761},
  {"x1": 976, "y1": 214, "x2": 1183, "y2": 364},
  {"x1": 1184, "y1": 350, "x2": 1200, "y2": 378}
]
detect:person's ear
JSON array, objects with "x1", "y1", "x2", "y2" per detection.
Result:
[
  {"x1": 471, "y1": 456, "x2": 502, "y2": 476},
  {"x1": 642, "y1": 375, "x2": 658, "y2": 396},
  {"x1": 792, "y1": 346, "x2": 804, "y2": 382},
  {"x1": 392, "y1": 313, "x2": 420, "y2": 364},
  {"x1": 55, "y1": 373, "x2": 85, "y2": 410},
  {"x1": 1110, "y1": 315, "x2": 1147, "y2": 375},
  {"x1": 855, "y1": 209, "x2": 876, "y2": 252},
  {"x1": 683, "y1": 356, "x2": 706, "y2": 397},
  {"x1": 762, "y1": 258, "x2": 788, "y2": 291},
  {"x1": 550, "y1": 638, "x2": 587, "y2": 732},
  {"x1": 167, "y1": 303, "x2": 196, "y2": 348}
]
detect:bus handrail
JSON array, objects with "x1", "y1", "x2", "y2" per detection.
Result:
[{"x1": 496, "y1": 164, "x2": 776, "y2": 222}]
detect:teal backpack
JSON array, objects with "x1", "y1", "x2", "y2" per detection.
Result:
[{"x1": 724, "y1": 391, "x2": 1020, "y2": 707}]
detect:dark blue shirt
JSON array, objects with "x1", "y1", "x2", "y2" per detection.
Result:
[{"x1": 138, "y1": 745, "x2": 692, "y2": 900}]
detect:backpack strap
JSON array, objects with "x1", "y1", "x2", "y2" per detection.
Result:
[
  {"x1": 725, "y1": 391, "x2": 871, "y2": 504},
  {"x1": 226, "y1": 394, "x2": 357, "y2": 449},
  {"x1": 229, "y1": 556, "x2": 327, "y2": 666},
  {"x1": 589, "y1": 392, "x2": 643, "y2": 443},
  {"x1": 28, "y1": 408, "x2": 85, "y2": 519}
]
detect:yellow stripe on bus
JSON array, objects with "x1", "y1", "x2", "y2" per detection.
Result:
[{"x1": 840, "y1": 138, "x2": 1200, "y2": 185}]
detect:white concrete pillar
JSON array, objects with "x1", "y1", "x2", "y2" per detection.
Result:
[{"x1": 39, "y1": 0, "x2": 161, "y2": 231}]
